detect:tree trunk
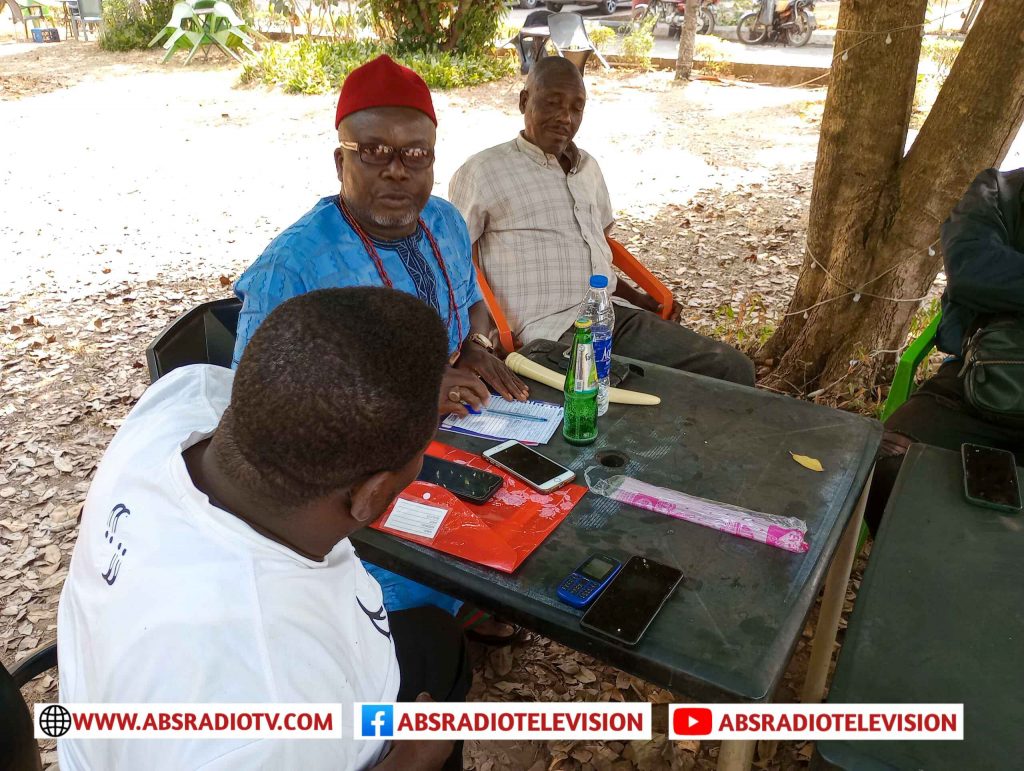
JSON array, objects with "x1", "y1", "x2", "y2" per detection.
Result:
[
  {"x1": 959, "y1": 0, "x2": 982, "y2": 34},
  {"x1": 674, "y1": 0, "x2": 700, "y2": 80},
  {"x1": 760, "y1": 0, "x2": 1024, "y2": 396}
]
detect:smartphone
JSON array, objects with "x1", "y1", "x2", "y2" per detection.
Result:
[
  {"x1": 482, "y1": 440, "x2": 576, "y2": 493},
  {"x1": 417, "y1": 455, "x2": 502, "y2": 504},
  {"x1": 962, "y1": 443, "x2": 1022, "y2": 513},
  {"x1": 580, "y1": 556, "x2": 683, "y2": 646}
]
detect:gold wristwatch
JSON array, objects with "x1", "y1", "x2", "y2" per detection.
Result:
[{"x1": 469, "y1": 332, "x2": 495, "y2": 352}]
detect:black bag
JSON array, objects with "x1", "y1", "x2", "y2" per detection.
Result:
[{"x1": 960, "y1": 315, "x2": 1024, "y2": 427}]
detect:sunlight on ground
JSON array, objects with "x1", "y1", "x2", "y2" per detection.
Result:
[{"x1": 0, "y1": 55, "x2": 826, "y2": 298}]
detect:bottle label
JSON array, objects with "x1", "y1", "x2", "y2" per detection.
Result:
[
  {"x1": 574, "y1": 342, "x2": 598, "y2": 393},
  {"x1": 592, "y1": 334, "x2": 612, "y2": 380}
]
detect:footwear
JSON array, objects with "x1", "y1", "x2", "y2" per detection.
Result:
[{"x1": 458, "y1": 607, "x2": 523, "y2": 647}]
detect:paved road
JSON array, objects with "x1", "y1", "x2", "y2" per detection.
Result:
[{"x1": 507, "y1": 4, "x2": 836, "y2": 68}]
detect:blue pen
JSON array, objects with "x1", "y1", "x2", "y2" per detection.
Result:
[{"x1": 482, "y1": 408, "x2": 548, "y2": 423}]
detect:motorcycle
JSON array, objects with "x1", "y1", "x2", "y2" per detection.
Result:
[
  {"x1": 630, "y1": 0, "x2": 718, "y2": 38},
  {"x1": 737, "y1": 0, "x2": 816, "y2": 47}
]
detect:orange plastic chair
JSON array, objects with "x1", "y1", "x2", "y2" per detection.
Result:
[{"x1": 473, "y1": 236, "x2": 674, "y2": 353}]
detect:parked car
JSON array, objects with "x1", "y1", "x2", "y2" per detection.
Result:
[{"x1": 543, "y1": 0, "x2": 626, "y2": 15}]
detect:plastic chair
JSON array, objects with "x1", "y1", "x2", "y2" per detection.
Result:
[
  {"x1": 880, "y1": 310, "x2": 942, "y2": 421},
  {"x1": 547, "y1": 12, "x2": 609, "y2": 73},
  {"x1": 149, "y1": 1, "x2": 203, "y2": 60},
  {"x1": 511, "y1": 9, "x2": 552, "y2": 74},
  {"x1": 473, "y1": 236, "x2": 674, "y2": 353},
  {"x1": 69, "y1": 0, "x2": 102, "y2": 40},
  {"x1": 146, "y1": 297, "x2": 241, "y2": 382},
  {"x1": 2, "y1": 641, "x2": 57, "y2": 771}
]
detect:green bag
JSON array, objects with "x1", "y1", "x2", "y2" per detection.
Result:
[{"x1": 960, "y1": 315, "x2": 1024, "y2": 427}]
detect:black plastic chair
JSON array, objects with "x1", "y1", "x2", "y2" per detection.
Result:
[
  {"x1": 512, "y1": 9, "x2": 553, "y2": 74},
  {"x1": 2, "y1": 642, "x2": 58, "y2": 771},
  {"x1": 146, "y1": 297, "x2": 241, "y2": 383}
]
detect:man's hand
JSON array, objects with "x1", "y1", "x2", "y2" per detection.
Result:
[
  {"x1": 630, "y1": 292, "x2": 682, "y2": 322},
  {"x1": 456, "y1": 344, "x2": 529, "y2": 403},
  {"x1": 440, "y1": 365, "x2": 490, "y2": 418},
  {"x1": 373, "y1": 693, "x2": 454, "y2": 771}
]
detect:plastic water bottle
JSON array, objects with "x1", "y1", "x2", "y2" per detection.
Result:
[{"x1": 577, "y1": 275, "x2": 614, "y2": 416}]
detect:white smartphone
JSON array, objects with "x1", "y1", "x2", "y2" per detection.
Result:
[{"x1": 482, "y1": 440, "x2": 576, "y2": 493}]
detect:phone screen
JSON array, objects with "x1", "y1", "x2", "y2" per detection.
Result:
[
  {"x1": 581, "y1": 557, "x2": 683, "y2": 645},
  {"x1": 963, "y1": 444, "x2": 1021, "y2": 509},
  {"x1": 417, "y1": 456, "x2": 501, "y2": 502},
  {"x1": 487, "y1": 443, "x2": 571, "y2": 488}
]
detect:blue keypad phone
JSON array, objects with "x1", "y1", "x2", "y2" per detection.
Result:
[{"x1": 557, "y1": 554, "x2": 622, "y2": 609}]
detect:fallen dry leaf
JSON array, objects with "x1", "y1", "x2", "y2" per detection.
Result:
[{"x1": 790, "y1": 452, "x2": 824, "y2": 472}]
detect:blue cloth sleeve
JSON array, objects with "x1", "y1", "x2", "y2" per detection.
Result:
[{"x1": 232, "y1": 260, "x2": 305, "y2": 368}]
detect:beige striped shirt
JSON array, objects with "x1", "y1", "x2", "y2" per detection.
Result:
[{"x1": 449, "y1": 134, "x2": 617, "y2": 345}]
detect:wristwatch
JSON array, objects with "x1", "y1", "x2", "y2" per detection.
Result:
[{"x1": 469, "y1": 332, "x2": 495, "y2": 352}]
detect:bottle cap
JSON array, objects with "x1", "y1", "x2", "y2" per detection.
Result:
[
  {"x1": 574, "y1": 317, "x2": 593, "y2": 329},
  {"x1": 589, "y1": 274, "x2": 609, "y2": 289}
]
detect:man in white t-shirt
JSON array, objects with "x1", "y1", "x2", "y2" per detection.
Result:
[{"x1": 57, "y1": 287, "x2": 470, "y2": 770}]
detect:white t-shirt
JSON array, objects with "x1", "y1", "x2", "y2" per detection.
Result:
[{"x1": 57, "y1": 365, "x2": 400, "y2": 770}]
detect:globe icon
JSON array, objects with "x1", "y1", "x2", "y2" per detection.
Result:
[{"x1": 39, "y1": 704, "x2": 72, "y2": 738}]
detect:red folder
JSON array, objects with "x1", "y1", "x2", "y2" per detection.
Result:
[{"x1": 371, "y1": 441, "x2": 586, "y2": 573}]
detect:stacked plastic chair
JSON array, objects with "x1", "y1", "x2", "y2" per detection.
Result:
[{"x1": 148, "y1": 0, "x2": 255, "y2": 64}]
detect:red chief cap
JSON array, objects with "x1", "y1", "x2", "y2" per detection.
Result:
[{"x1": 335, "y1": 54, "x2": 438, "y2": 129}]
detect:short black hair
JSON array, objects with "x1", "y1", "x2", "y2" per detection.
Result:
[{"x1": 220, "y1": 287, "x2": 447, "y2": 506}]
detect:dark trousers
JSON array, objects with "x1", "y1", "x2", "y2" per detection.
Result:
[
  {"x1": 390, "y1": 607, "x2": 472, "y2": 771},
  {"x1": 865, "y1": 360, "x2": 1024, "y2": 534},
  {"x1": 558, "y1": 305, "x2": 756, "y2": 386}
]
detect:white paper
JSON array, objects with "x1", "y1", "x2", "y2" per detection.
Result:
[
  {"x1": 383, "y1": 499, "x2": 448, "y2": 540},
  {"x1": 441, "y1": 397, "x2": 563, "y2": 445}
]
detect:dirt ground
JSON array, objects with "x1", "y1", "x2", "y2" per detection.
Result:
[{"x1": 2, "y1": 41, "x2": 867, "y2": 771}]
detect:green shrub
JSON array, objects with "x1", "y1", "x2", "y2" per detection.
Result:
[
  {"x1": 100, "y1": 0, "x2": 176, "y2": 51},
  {"x1": 241, "y1": 38, "x2": 515, "y2": 94},
  {"x1": 693, "y1": 33, "x2": 733, "y2": 75},
  {"x1": 365, "y1": 0, "x2": 508, "y2": 55},
  {"x1": 621, "y1": 16, "x2": 654, "y2": 69},
  {"x1": 586, "y1": 23, "x2": 615, "y2": 53},
  {"x1": 715, "y1": 0, "x2": 758, "y2": 27}
]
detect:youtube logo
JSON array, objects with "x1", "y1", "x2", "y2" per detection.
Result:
[{"x1": 672, "y1": 707, "x2": 713, "y2": 736}]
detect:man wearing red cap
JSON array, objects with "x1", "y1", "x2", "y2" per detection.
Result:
[{"x1": 232, "y1": 56, "x2": 524, "y2": 632}]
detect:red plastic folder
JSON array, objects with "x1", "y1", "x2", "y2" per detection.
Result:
[{"x1": 371, "y1": 441, "x2": 586, "y2": 573}]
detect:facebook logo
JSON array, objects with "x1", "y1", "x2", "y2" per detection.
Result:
[{"x1": 361, "y1": 704, "x2": 394, "y2": 738}]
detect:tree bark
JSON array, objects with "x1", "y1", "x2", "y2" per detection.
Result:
[
  {"x1": 674, "y1": 0, "x2": 700, "y2": 81},
  {"x1": 761, "y1": 0, "x2": 1024, "y2": 395}
]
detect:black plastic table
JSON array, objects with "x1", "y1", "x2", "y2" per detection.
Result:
[
  {"x1": 352, "y1": 343, "x2": 880, "y2": 769},
  {"x1": 817, "y1": 444, "x2": 1024, "y2": 770}
]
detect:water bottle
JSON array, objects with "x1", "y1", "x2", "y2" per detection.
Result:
[
  {"x1": 563, "y1": 318, "x2": 598, "y2": 446},
  {"x1": 577, "y1": 274, "x2": 614, "y2": 416}
]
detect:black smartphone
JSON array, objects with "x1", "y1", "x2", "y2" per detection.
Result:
[
  {"x1": 962, "y1": 443, "x2": 1022, "y2": 513},
  {"x1": 417, "y1": 455, "x2": 502, "y2": 504},
  {"x1": 579, "y1": 556, "x2": 683, "y2": 646}
]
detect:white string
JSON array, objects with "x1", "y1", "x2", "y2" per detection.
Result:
[
  {"x1": 781, "y1": 239, "x2": 942, "y2": 318},
  {"x1": 783, "y1": 7, "x2": 968, "y2": 90}
]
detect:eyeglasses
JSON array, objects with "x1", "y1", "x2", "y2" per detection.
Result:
[{"x1": 339, "y1": 141, "x2": 435, "y2": 170}]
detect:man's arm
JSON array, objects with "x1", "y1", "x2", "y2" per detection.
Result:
[{"x1": 942, "y1": 168, "x2": 1024, "y2": 314}]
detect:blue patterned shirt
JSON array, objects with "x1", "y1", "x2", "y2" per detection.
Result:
[{"x1": 232, "y1": 195, "x2": 483, "y2": 366}]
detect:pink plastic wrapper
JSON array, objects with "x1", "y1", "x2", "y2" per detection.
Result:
[{"x1": 590, "y1": 475, "x2": 810, "y2": 553}]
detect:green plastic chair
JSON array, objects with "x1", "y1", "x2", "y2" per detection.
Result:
[
  {"x1": 856, "y1": 309, "x2": 943, "y2": 553},
  {"x1": 880, "y1": 310, "x2": 943, "y2": 421},
  {"x1": 149, "y1": 1, "x2": 202, "y2": 61}
]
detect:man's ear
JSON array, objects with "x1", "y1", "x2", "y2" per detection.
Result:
[
  {"x1": 334, "y1": 146, "x2": 344, "y2": 183},
  {"x1": 348, "y1": 470, "x2": 401, "y2": 525},
  {"x1": 519, "y1": 89, "x2": 528, "y2": 115}
]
